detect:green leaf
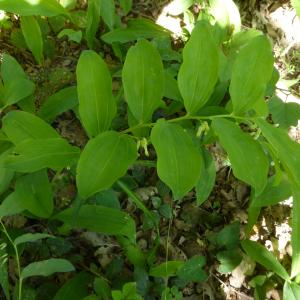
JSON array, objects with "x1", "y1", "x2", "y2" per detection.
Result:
[
  {"x1": 256, "y1": 119, "x2": 300, "y2": 189},
  {"x1": 292, "y1": 186, "x2": 300, "y2": 278},
  {"x1": 0, "y1": 0, "x2": 68, "y2": 17},
  {"x1": 177, "y1": 256, "x2": 207, "y2": 282},
  {"x1": 101, "y1": 0, "x2": 115, "y2": 30},
  {"x1": 149, "y1": 261, "x2": 184, "y2": 278},
  {"x1": 215, "y1": 222, "x2": 240, "y2": 249},
  {"x1": 0, "y1": 192, "x2": 24, "y2": 218},
  {"x1": 58, "y1": 29, "x2": 82, "y2": 43},
  {"x1": 151, "y1": 120, "x2": 203, "y2": 199},
  {"x1": 77, "y1": 131, "x2": 137, "y2": 198},
  {"x1": 38, "y1": 86, "x2": 78, "y2": 122},
  {"x1": 20, "y1": 16, "x2": 44, "y2": 64},
  {"x1": 4, "y1": 138, "x2": 80, "y2": 172},
  {"x1": 0, "y1": 163, "x2": 14, "y2": 195},
  {"x1": 217, "y1": 250, "x2": 242, "y2": 273},
  {"x1": 77, "y1": 50, "x2": 116, "y2": 137},
  {"x1": 14, "y1": 233, "x2": 53, "y2": 246},
  {"x1": 21, "y1": 259, "x2": 74, "y2": 279},
  {"x1": 283, "y1": 281, "x2": 300, "y2": 300},
  {"x1": 241, "y1": 240, "x2": 290, "y2": 281},
  {"x1": 53, "y1": 272, "x2": 92, "y2": 300},
  {"x1": 54, "y1": 205, "x2": 136, "y2": 242},
  {"x1": 230, "y1": 35, "x2": 274, "y2": 115},
  {"x1": 93, "y1": 277, "x2": 111, "y2": 298},
  {"x1": 101, "y1": 18, "x2": 170, "y2": 44},
  {"x1": 178, "y1": 21, "x2": 219, "y2": 114},
  {"x1": 1, "y1": 53, "x2": 28, "y2": 82},
  {"x1": 291, "y1": 0, "x2": 300, "y2": 18},
  {"x1": 251, "y1": 175, "x2": 292, "y2": 207},
  {"x1": 2, "y1": 79, "x2": 35, "y2": 107},
  {"x1": 123, "y1": 39, "x2": 164, "y2": 123},
  {"x1": 269, "y1": 96, "x2": 300, "y2": 129},
  {"x1": 14, "y1": 169, "x2": 53, "y2": 218},
  {"x1": 86, "y1": 0, "x2": 101, "y2": 49},
  {"x1": 212, "y1": 118, "x2": 268, "y2": 194},
  {"x1": 119, "y1": 0, "x2": 132, "y2": 15},
  {"x1": 163, "y1": 70, "x2": 182, "y2": 102},
  {"x1": 195, "y1": 148, "x2": 216, "y2": 205},
  {"x1": 2, "y1": 111, "x2": 60, "y2": 145},
  {"x1": 0, "y1": 54, "x2": 35, "y2": 107}
]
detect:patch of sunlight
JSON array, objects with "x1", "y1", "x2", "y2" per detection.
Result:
[
  {"x1": 0, "y1": 10, "x2": 5, "y2": 21},
  {"x1": 156, "y1": 14, "x2": 182, "y2": 36},
  {"x1": 269, "y1": 6, "x2": 300, "y2": 47},
  {"x1": 25, "y1": 0, "x2": 41, "y2": 5},
  {"x1": 155, "y1": 0, "x2": 189, "y2": 36}
]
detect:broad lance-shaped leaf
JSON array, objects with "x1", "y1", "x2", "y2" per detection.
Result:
[
  {"x1": 212, "y1": 118, "x2": 268, "y2": 194},
  {"x1": 3, "y1": 138, "x2": 80, "y2": 173},
  {"x1": 1, "y1": 53, "x2": 28, "y2": 82},
  {"x1": 256, "y1": 119, "x2": 300, "y2": 189},
  {"x1": 77, "y1": 50, "x2": 116, "y2": 137},
  {"x1": 2, "y1": 111, "x2": 60, "y2": 145},
  {"x1": 20, "y1": 16, "x2": 43, "y2": 64},
  {"x1": 21, "y1": 259, "x2": 74, "y2": 279},
  {"x1": 54, "y1": 205, "x2": 136, "y2": 242},
  {"x1": 230, "y1": 35, "x2": 274, "y2": 115},
  {"x1": 123, "y1": 39, "x2": 164, "y2": 123},
  {"x1": 86, "y1": 0, "x2": 101, "y2": 49},
  {"x1": 0, "y1": 0, "x2": 68, "y2": 17},
  {"x1": 241, "y1": 240, "x2": 290, "y2": 281},
  {"x1": 14, "y1": 233, "x2": 53, "y2": 246},
  {"x1": 14, "y1": 169, "x2": 53, "y2": 218},
  {"x1": 38, "y1": 86, "x2": 78, "y2": 122},
  {"x1": 77, "y1": 131, "x2": 137, "y2": 198},
  {"x1": 177, "y1": 21, "x2": 219, "y2": 114},
  {"x1": 0, "y1": 54, "x2": 35, "y2": 107},
  {"x1": 151, "y1": 119, "x2": 203, "y2": 199},
  {"x1": 100, "y1": 0, "x2": 115, "y2": 30}
]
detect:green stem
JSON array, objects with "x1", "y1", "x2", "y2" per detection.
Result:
[
  {"x1": 117, "y1": 180, "x2": 160, "y2": 237},
  {"x1": 122, "y1": 113, "x2": 253, "y2": 134},
  {"x1": 0, "y1": 220, "x2": 22, "y2": 300}
]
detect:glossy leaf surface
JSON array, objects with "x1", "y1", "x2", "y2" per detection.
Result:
[
  {"x1": 257, "y1": 119, "x2": 300, "y2": 189},
  {"x1": 151, "y1": 120, "x2": 202, "y2": 199},
  {"x1": 0, "y1": 0, "x2": 68, "y2": 17},
  {"x1": 230, "y1": 36, "x2": 274, "y2": 115},
  {"x1": 77, "y1": 131, "x2": 137, "y2": 198},
  {"x1": 21, "y1": 259, "x2": 74, "y2": 279},
  {"x1": 15, "y1": 169, "x2": 53, "y2": 218},
  {"x1": 20, "y1": 16, "x2": 43, "y2": 64},
  {"x1": 2, "y1": 111, "x2": 60, "y2": 145},
  {"x1": 77, "y1": 50, "x2": 116, "y2": 137},
  {"x1": 54, "y1": 205, "x2": 136, "y2": 242},
  {"x1": 178, "y1": 22, "x2": 219, "y2": 114},
  {"x1": 212, "y1": 118, "x2": 268, "y2": 194},
  {"x1": 4, "y1": 138, "x2": 80, "y2": 172},
  {"x1": 123, "y1": 39, "x2": 164, "y2": 123},
  {"x1": 38, "y1": 86, "x2": 78, "y2": 122}
]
